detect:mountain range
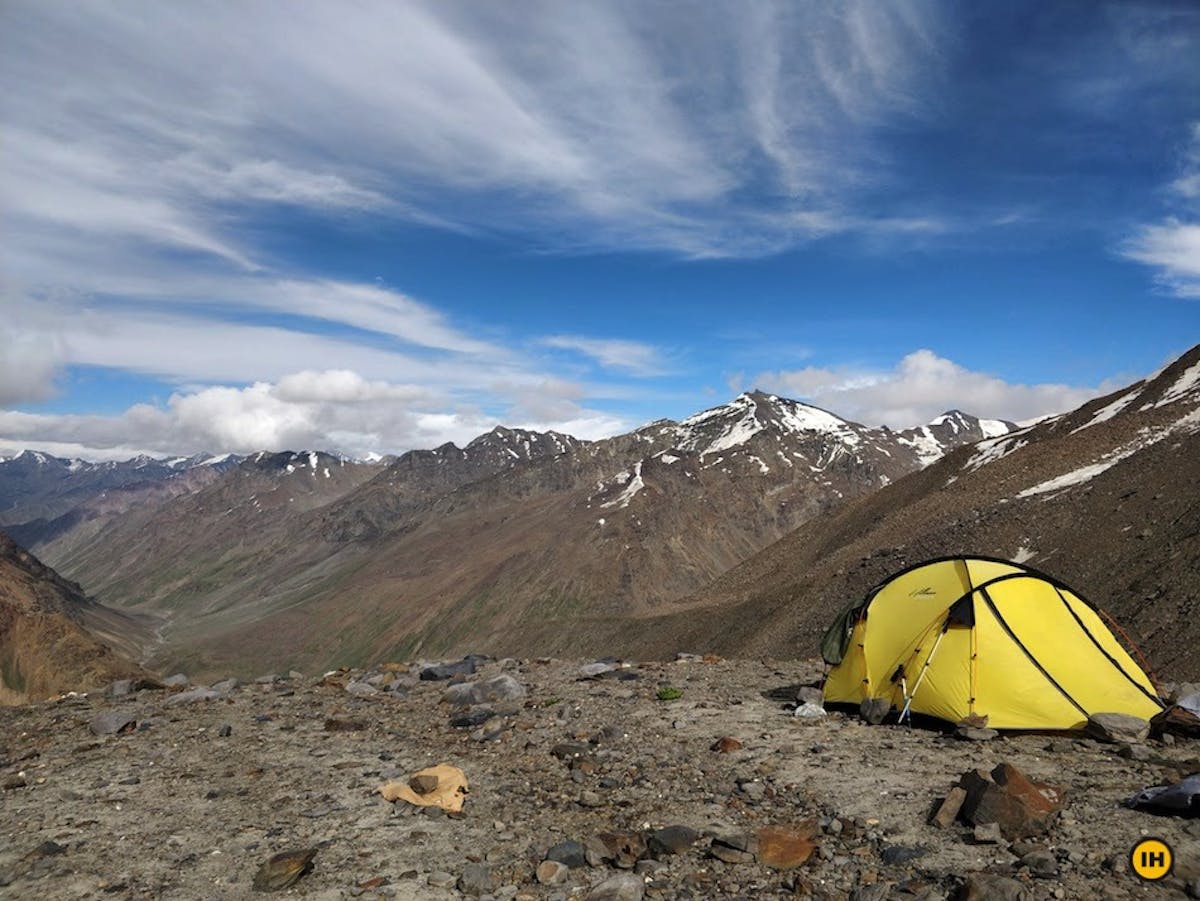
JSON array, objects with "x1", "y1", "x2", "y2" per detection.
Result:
[
  {"x1": 0, "y1": 394, "x2": 1012, "y2": 683},
  {"x1": 2, "y1": 344, "x2": 1197, "y2": 695}
]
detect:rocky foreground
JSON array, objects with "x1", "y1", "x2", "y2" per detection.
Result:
[{"x1": 1, "y1": 657, "x2": 1198, "y2": 900}]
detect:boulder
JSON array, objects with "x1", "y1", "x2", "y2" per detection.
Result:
[
  {"x1": 958, "y1": 763, "x2": 1065, "y2": 839},
  {"x1": 585, "y1": 872, "x2": 645, "y2": 901},
  {"x1": 755, "y1": 822, "x2": 817, "y2": 868},
  {"x1": 860, "y1": 697, "x2": 891, "y2": 725},
  {"x1": 1086, "y1": 712, "x2": 1150, "y2": 744}
]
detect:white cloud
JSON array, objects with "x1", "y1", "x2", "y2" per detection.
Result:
[
  {"x1": 756, "y1": 349, "x2": 1114, "y2": 428},
  {"x1": 0, "y1": 326, "x2": 62, "y2": 406},
  {"x1": 541, "y1": 336, "x2": 666, "y2": 375},
  {"x1": 1122, "y1": 122, "x2": 1200, "y2": 298},
  {"x1": 0, "y1": 370, "x2": 628, "y2": 459}
]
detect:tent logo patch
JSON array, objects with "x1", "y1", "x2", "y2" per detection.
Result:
[{"x1": 1130, "y1": 837, "x2": 1173, "y2": 881}]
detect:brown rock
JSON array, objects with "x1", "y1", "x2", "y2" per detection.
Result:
[
  {"x1": 408, "y1": 773, "x2": 440, "y2": 794},
  {"x1": 959, "y1": 763, "x2": 1065, "y2": 840},
  {"x1": 323, "y1": 718, "x2": 366, "y2": 732},
  {"x1": 755, "y1": 822, "x2": 817, "y2": 869},
  {"x1": 536, "y1": 860, "x2": 570, "y2": 885},
  {"x1": 931, "y1": 786, "x2": 968, "y2": 828},
  {"x1": 710, "y1": 736, "x2": 743, "y2": 753},
  {"x1": 251, "y1": 848, "x2": 317, "y2": 892},
  {"x1": 592, "y1": 832, "x2": 647, "y2": 869}
]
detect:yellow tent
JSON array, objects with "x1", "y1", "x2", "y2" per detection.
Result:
[{"x1": 821, "y1": 556, "x2": 1163, "y2": 730}]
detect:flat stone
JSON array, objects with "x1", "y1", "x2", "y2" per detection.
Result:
[
  {"x1": 647, "y1": 825, "x2": 698, "y2": 857},
  {"x1": 959, "y1": 874, "x2": 1031, "y2": 901},
  {"x1": 959, "y1": 763, "x2": 1065, "y2": 840},
  {"x1": 585, "y1": 872, "x2": 645, "y2": 901},
  {"x1": 879, "y1": 844, "x2": 926, "y2": 865},
  {"x1": 162, "y1": 673, "x2": 189, "y2": 688},
  {"x1": 546, "y1": 840, "x2": 587, "y2": 869},
  {"x1": 956, "y1": 725, "x2": 999, "y2": 741},
  {"x1": 755, "y1": 823, "x2": 817, "y2": 868},
  {"x1": 420, "y1": 657, "x2": 481, "y2": 681},
  {"x1": 164, "y1": 687, "x2": 220, "y2": 706},
  {"x1": 251, "y1": 848, "x2": 316, "y2": 892},
  {"x1": 89, "y1": 711, "x2": 137, "y2": 736},
  {"x1": 427, "y1": 872, "x2": 455, "y2": 888},
  {"x1": 592, "y1": 832, "x2": 646, "y2": 869},
  {"x1": 344, "y1": 681, "x2": 379, "y2": 697},
  {"x1": 973, "y1": 823, "x2": 1004, "y2": 844},
  {"x1": 1086, "y1": 712, "x2": 1150, "y2": 744},
  {"x1": 580, "y1": 662, "x2": 616, "y2": 678},
  {"x1": 536, "y1": 860, "x2": 570, "y2": 885},
  {"x1": 458, "y1": 863, "x2": 494, "y2": 896},
  {"x1": 710, "y1": 736, "x2": 743, "y2": 753},
  {"x1": 1020, "y1": 849, "x2": 1059, "y2": 878}
]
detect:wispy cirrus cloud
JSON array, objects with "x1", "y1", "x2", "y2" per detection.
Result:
[
  {"x1": 540, "y1": 336, "x2": 668, "y2": 376},
  {"x1": 1123, "y1": 123, "x2": 1200, "y2": 299}
]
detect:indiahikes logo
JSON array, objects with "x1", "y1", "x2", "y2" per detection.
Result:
[{"x1": 1129, "y1": 837, "x2": 1173, "y2": 881}]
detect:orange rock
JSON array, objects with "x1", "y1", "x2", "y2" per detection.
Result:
[
  {"x1": 711, "y1": 736, "x2": 743, "y2": 753},
  {"x1": 755, "y1": 822, "x2": 817, "y2": 869}
]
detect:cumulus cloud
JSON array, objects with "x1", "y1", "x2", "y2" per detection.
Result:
[
  {"x1": 0, "y1": 369, "x2": 630, "y2": 460},
  {"x1": 0, "y1": 326, "x2": 62, "y2": 406},
  {"x1": 755, "y1": 349, "x2": 1114, "y2": 428}
]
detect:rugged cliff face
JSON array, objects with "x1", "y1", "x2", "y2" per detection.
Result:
[{"x1": 0, "y1": 533, "x2": 146, "y2": 704}]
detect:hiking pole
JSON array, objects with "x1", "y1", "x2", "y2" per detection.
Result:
[{"x1": 899, "y1": 627, "x2": 948, "y2": 725}]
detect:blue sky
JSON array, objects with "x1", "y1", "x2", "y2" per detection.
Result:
[{"x1": 1, "y1": 1, "x2": 1198, "y2": 459}]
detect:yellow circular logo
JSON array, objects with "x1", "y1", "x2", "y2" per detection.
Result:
[{"x1": 1130, "y1": 838, "x2": 1173, "y2": 881}]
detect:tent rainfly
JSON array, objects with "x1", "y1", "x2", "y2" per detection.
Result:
[{"x1": 821, "y1": 556, "x2": 1163, "y2": 730}]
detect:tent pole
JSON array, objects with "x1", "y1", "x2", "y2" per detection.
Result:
[{"x1": 900, "y1": 628, "x2": 947, "y2": 724}]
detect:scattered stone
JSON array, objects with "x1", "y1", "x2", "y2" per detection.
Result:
[
  {"x1": 796, "y1": 686, "x2": 824, "y2": 706},
  {"x1": 1020, "y1": 849, "x2": 1059, "y2": 878},
  {"x1": 254, "y1": 674, "x2": 279, "y2": 685},
  {"x1": 450, "y1": 708, "x2": 495, "y2": 728},
  {"x1": 420, "y1": 657, "x2": 482, "y2": 681},
  {"x1": 755, "y1": 823, "x2": 817, "y2": 868},
  {"x1": 956, "y1": 725, "x2": 999, "y2": 742},
  {"x1": 972, "y1": 823, "x2": 1004, "y2": 844},
  {"x1": 458, "y1": 863, "x2": 494, "y2": 896},
  {"x1": 211, "y1": 678, "x2": 240, "y2": 693},
  {"x1": 3, "y1": 774, "x2": 28, "y2": 790},
  {"x1": 710, "y1": 736, "x2": 743, "y2": 753},
  {"x1": 647, "y1": 825, "x2": 698, "y2": 857},
  {"x1": 218, "y1": 724, "x2": 232, "y2": 737},
  {"x1": 427, "y1": 871, "x2": 455, "y2": 888},
  {"x1": 794, "y1": 702, "x2": 827, "y2": 719},
  {"x1": 1117, "y1": 742, "x2": 1150, "y2": 761},
  {"x1": 89, "y1": 711, "x2": 137, "y2": 736},
  {"x1": 591, "y1": 832, "x2": 646, "y2": 869},
  {"x1": 344, "y1": 681, "x2": 379, "y2": 698},
  {"x1": 408, "y1": 773, "x2": 440, "y2": 794},
  {"x1": 323, "y1": 718, "x2": 366, "y2": 732},
  {"x1": 162, "y1": 673, "x2": 189, "y2": 689},
  {"x1": 860, "y1": 697, "x2": 891, "y2": 725},
  {"x1": 1086, "y1": 712, "x2": 1150, "y2": 744},
  {"x1": 251, "y1": 848, "x2": 317, "y2": 892},
  {"x1": 957, "y1": 874, "x2": 1031, "y2": 900},
  {"x1": 164, "y1": 687, "x2": 220, "y2": 706},
  {"x1": 710, "y1": 832, "x2": 757, "y2": 864},
  {"x1": 536, "y1": 860, "x2": 570, "y2": 885},
  {"x1": 545, "y1": 840, "x2": 587, "y2": 869},
  {"x1": 879, "y1": 844, "x2": 926, "y2": 865},
  {"x1": 580, "y1": 662, "x2": 616, "y2": 678},
  {"x1": 551, "y1": 742, "x2": 592, "y2": 760},
  {"x1": 585, "y1": 872, "x2": 645, "y2": 901},
  {"x1": 931, "y1": 787, "x2": 968, "y2": 828},
  {"x1": 108, "y1": 679, "x2": 132, "y2": 698}
]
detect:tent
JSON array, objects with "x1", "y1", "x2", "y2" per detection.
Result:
[{"x1": 821, "y1": 556, "x2": 1163, "y2": 730}]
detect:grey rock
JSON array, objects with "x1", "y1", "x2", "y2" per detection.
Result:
[
  {"x1": 956, "y1": 726, "x2": 999, "y2": 741},
  {"x1": 254, "y1": 674, "x2": 278, "y2": 684},
  {"x1": 108, "y1": 679, "x2": 132, "y2": 698},
  {"x1": 164, "y1": 687, "x2": 220, "y2": 706},
  {"x1": 458, "y1": 863, "x2": 494, "y2": 896},
  {"x1": 796, "y1": 686, "x2": 824, "y2": 706},
  {"x1": 879, "y1": 844, "x2": 927, "y2": 865},
  {"x1": 958, "y1": 874, "x2": 1032, "y2": 900},
  {"x1": 1117, "y1": 742, "x2": 1151, "y2": 761},
  {"x1": 647, "y1": 825, "x2": 698, "y2": 857},
  {"x1": 545, "y1": 840, "x2": 586, "y2": 869},
  {"x1": 1086, "y1": 712, "x2": 1150, "y2": 744},
  {"x1": 420, "y1": 657, "x2": 483, "y2": 681},
  {"x1": 1020, "y1": 849, "x2": 1059, "y2": 878},
  {"x1": 585, "y1": 872, "x2": 645, "y2": 901},
  {"x1": 344, "y1": 681, "x2": 379, "y2": 698},
  {"x1": 580, "y1": 662, "x2": 616, "y2": 678},
  {"x1": 162, "y1": 673, "x2": 189, "y2": 688},
  {"x1": 89, "y1": 711, "x2": 137, "y2": 736},
  {"x1": 427, "y1": 872, "x2": 455, "y2": 888},
  {"x1": 793, "y1": 701, "x2": 826, "y2": 718},
  {"x1": 211, "y1": 678, "x2": 240, "y2": 693},
  {"x1": 443, "y1": 674, "x2": 527, "y2": 706},
  {"x1": 860, "y1": 697, "x2": 891, "y2": 725},
  {"x1": 972, "y1": 823, "x2": 1004, "y2": 844}
]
